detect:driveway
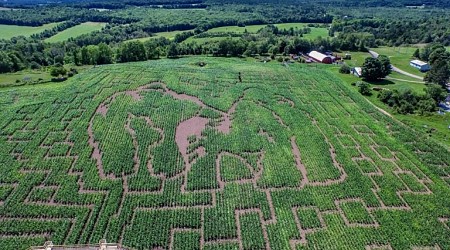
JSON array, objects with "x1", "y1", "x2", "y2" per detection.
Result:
[{"x1": 368, "y1": 50, "x2": 424, "y2": 81}]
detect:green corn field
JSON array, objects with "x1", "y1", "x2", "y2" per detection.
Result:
[{"x1": 0, "y1": 57, "x2": 449, "y2": 250}]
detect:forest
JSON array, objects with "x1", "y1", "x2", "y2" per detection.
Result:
[{"x1": 0, "y1": 1, "x2": 450, "y2": 250}]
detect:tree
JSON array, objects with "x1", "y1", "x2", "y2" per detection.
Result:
[
  {"x1": 167, "y1": 43, "x2": 179, "y2": 58},
  {"x1": 362, "y1": 57, "x2": 383, "y2": 81},
  {"x1": 8, "y1": 52, "x2": 25, "y2": 72},
  {"x1": 339, "y1": 64, "x2": 351, "y2": 74},
  {"x1": 424, "y1": 46, "x2": 450, "y2": 87},
  {"x1": 425, "y1": 84, "x2": 447, "y2": 105},
  {"x1": 378, "y1": 55, "x2": 392, "y2": 77},
  {"x1": 244, "y1": 42, "x2": 258, "y2": 57},
  {"x1": 81, "y1": 46, "x2": 90, "y2": 65},
  {"x1": 118, "y1": 41, "x2": 147, "y2": 62},
  {"x1": 396, "y1": 99, "x2": 415, "y2": 114},
  {"x1": 97, "y1": 43, "x2": 113, "y2": 64},
  {"x1": 0, "y1": 51, "x2": 14, "y2": 73},
  {"x1": 417, "y1": 98, "x2": 436, "y2": 115},
  {"x1": 358, "y1": 82, "x2": 372, "y2": 96},
  {"x1": 425, "y1": 58, "x2": 450, "y2": 87},
  {"x1": 50, "y1": 65, "x2": 67, "y2": 77},
  {"x1": 144, "y1": 40, "x2": 160, "y2": 59},
  {"x1": 378, "y1": 89, "x2": 396, "y2": 106},
  {"x1": 413, "y1": 48, "x2": 420, "y2": 58}
]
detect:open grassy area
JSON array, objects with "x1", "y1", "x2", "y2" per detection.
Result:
[
  {"x1": 0, "y1": 23, "x2": 60, "y2": 40},
  {"x1": 131, "y1": 23, "x2": 329, "y2": 43},
  {"x1": 131, "y1": 29, "x2": 196, "y2": 42},
  {"x1": 205, "y1": 23, "x2": 329, "y2": 39},
  {"x1": 370, "y1": 46, "x2": 426, "y2": 77},
  {"x1": 0, "y1": 57, "x2": 449, "y2": 249},
  {"x1": 183, "y1": 23, "x2": 328, "y2": 44},
  {"x1": 0, "y1": 65, "x2": 91, "y2": 89},
  {"x1": 0, "y1": 70, "x2": 51, "y2": 88},
  {"x1": 339, "y1": 51, "x2": 372, "y2": 68},
  {"x1": 45, "y1": 22, "x2": 107, "y2": 43},
  {"x1": 183, "y1": 36, "x2": 240, "y2": 44},
  {"x1": 331, "y1": 65, "x2": 449, "y2": 148}
]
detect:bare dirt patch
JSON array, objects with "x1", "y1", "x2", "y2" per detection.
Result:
[{"x1": 176, "y1": 116, "x2": 209, "y2": 163}]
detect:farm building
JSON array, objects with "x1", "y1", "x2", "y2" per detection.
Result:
[
  {"x1": 308, "y1": 51, "x2": 333, "y2": 64},
  {"x1": 410, "y1": 60, "x2": 430, "y2": 72},
  {"x1": 351, "y1": 67, "x2": 363, "y2": 77}
]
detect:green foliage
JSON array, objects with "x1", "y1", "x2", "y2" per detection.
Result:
[
  {"x1": 0, "y1": 57, "x2": 449, "y2": 250},
  {"x1": 339, "y1": 64, "x2": 351, "y2": 74},
  {"x1": 167, "y1": 43, "x2": 179, "y2": 58},
  {"x1": 357, "y1": 82, "x2": 372, "y2": 96},
  {"x1": 362, "y1": 57, "x2": 388, "y2": 81},
  {"x1": 340, "y1": 201, "x2": 374, "y2": 225},
  {"x1": 378, "y1": 55, "x2": 392, "y2": 76},
  {"x1": 50, "y1": 65, "x2": 67, "y2": 77},
  {"x1": 296, "y1": 208, "x2": 322, "y2": 230},
  {"x1": 424, "y1": 84, "x2": 447, "y2": 105},
  {"x1": 117, "y1": 41, "x2": 147, "y2": 62},
  {"x1": 378, "y1": 88, "x2": 439, "y2": 115}
]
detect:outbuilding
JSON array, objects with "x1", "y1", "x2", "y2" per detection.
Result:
[
  {"x1": 410, "y1": 60, "x2": 431, "y2": 72},
  {"x1": 351, "y1": 67, "x2": 363, "y2": 78},
  {"x1": 308, "y1": 51, "x2": 333, "y2": 64}
]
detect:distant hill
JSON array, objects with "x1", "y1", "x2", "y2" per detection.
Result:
[{"x1": 2, "y1": 0, "x2": 450, "y2": 7}]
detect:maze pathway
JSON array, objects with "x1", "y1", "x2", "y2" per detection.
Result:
[{"x1": 0, "y1": 58, "x2": 449, "y2": 250}]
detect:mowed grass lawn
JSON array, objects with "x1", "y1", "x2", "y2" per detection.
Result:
[
  {"x1": 0, "y1": 23, "x2": 60, "y2": 40},
  {"x1": 45, "y1": 22, "x2": 107, "y2": 43},
  {"x1": 0, "y1": 70, "x2": 51, "y2": 88},
  {"x1": 331, "y1": 65, "x2": 449, "y2": 148},
  {"x1": 131, "y1": 29, "x2": 196, "y2": 42},
  {"x1": 370, "y1": 46, "x2": 426, "y2": 77},
  {"x1": 205, "y1": 23, "x2": 329, "y2": 39},
  {"x1": 130, "y1": 23, "x2": 329, "y2": 43}
]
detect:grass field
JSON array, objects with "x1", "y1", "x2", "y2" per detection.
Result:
[
  {"x1": 370, "y1": 46, "x2": 426, "y2": 77},
  {"x1": 205, "y1": 23, "x2": 329, "y2": 39},
  {"x1": 131, "y1": 29, "x2": 196, "y2": 42},
  {"x1": 0, "y1": 23, "x2": 60, "y2": 40},
  {"x1": 45, "y1": 22, "x2": 107, "y2": 43},
  {"x1": 0, "y1": 57, "x2": 449, "y2": 250},
  {"x1": 332, "y1": 65, "x2": 450, "y2": 148},
  {"x1": 0, "y1": 70, "x2": 51, "y2": 88},
  {"x1": 133, "y1": 23, "x2": 329, "y2": 43}
]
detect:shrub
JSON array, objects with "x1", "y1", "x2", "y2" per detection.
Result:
[
  {"x1": 357, "y1": 82, "x2": 372, "y2": 96},
  {"x1": 339, "y1": 64, "x2": 351, "y2": 74}
]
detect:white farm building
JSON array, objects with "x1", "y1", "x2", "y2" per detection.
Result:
[
  {"x1": 410, "y1": 60, "x2": 431, "y2": 72},
  {"x1": 351, "y1": 67, "x2": 362, "y2": 78}
]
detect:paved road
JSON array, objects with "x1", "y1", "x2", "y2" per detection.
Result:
[{"x1": 368, "y1": 50, "x2": 424, "y2": 81}]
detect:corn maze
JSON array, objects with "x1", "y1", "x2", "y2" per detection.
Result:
[{"x1": 0, "y1": 58, "x2": 449, "y2": 250}]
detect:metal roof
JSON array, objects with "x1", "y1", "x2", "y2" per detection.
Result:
[
  {"x1": 308, "y1": 51, "x2": 331, "y2": 62},
  {"x1": 410, "y1": 60, "x2": 429, "y2": 67}
]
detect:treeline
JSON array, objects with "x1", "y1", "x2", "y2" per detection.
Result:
[
  {"x1": 0, "y1": 22, "x2": 361, "y2": 74},
  {"x1": 205, "y1": 0, "x2": 450, "y2": 8},
  {"x1": 0, "y1": 3, "x2": 331, "y2": 47},
  {"x1": 331, "y1": 15, "x2": 450, "y2": 46},
  {"x1": 2, "y1": 0, "x2": 205, "y2": 8},
  {"x1": 0, "y1": 7, "x2": 138, "y2": 26},
  {"x1": 378, "y1": 85, "x2": 447, "y2": 115}
]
